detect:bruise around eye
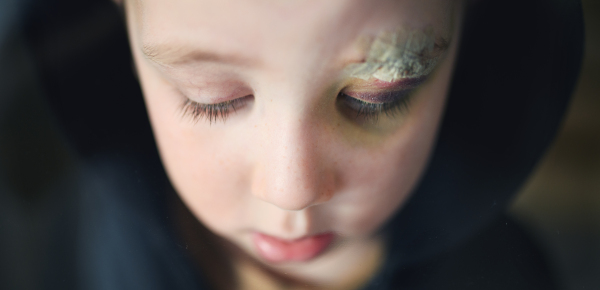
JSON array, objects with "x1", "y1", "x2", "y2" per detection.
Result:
[
  {"x1": 346, "y1": 26, "x2": 448, "y2": 83},
  {"x1": 345, "y1": 89, "x2": 412, "y2": 104},
  {"x1": 338, "y1": 88, "x2": 414, "y2": 124},
  {"x1": 337, "y1": 72, "x2": 429, "y2": 124}
]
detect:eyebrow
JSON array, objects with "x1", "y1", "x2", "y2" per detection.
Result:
[
  {"x1": 141, "y1": 32, "x2": 450, "y2": 69},
  {"x1": 141, "y1": 42, "x2": 258, "y2": 67}
]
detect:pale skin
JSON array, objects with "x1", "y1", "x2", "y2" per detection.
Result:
[{"x1": 123, "y1": 0, "x2": 464, "y2": 289}]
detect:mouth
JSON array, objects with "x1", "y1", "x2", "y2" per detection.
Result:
[{"x1": 252, "y1": 232, "x2": 335, "y2": 263}]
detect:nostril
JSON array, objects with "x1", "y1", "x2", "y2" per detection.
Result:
[
  {"x1": 255, "y1": 178, "x2": 336, "y2": 211},
  {"x1": 250, "y1": 162, "x2": 335, "y2": 211}
]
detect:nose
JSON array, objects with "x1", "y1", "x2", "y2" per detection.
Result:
[{"x1": 251, "y1": 116, "x2": 336, "y2": 211}]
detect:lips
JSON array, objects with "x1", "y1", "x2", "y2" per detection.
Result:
[{"x1": 252, "y1": 232, "x2": 335, "y2": 263}]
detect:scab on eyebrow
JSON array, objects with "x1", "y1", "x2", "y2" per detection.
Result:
[{"x1": 346, "y1": 27, "x2": 449, "y2": 83}]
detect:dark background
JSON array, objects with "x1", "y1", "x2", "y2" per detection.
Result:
[
  {"x1": 509, "y1": 0, "x2": 600, "y2": 288},
  {"x1": 0, "y1": 0, "x2": 598, "y2": 289}
]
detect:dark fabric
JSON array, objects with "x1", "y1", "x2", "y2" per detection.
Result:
[
  {"x1": 0, "y1": 0, "x2": 583, "y2": 289},
  {"x1": 366, "y1": 216, "x2": 559, "y2": 290},
  {"x1": 75, "y1": 156, "x2": 208, "y2": 290},
  {"x1": 380, "y1": 0, "x2": 584, "y2": 267}
]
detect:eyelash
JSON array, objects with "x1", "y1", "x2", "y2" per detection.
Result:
[
  {"x1": 180, "y1": 96, "x2": 251, "y2": 124},
  {"x1": 337, "y1": 90, "x2": 413, "y2": 123},
  {"x1": 179, "y1": 90, "x2": 412, "y2": 124}
]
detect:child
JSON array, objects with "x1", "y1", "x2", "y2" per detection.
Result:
[
  {"x1": 11, "y1": 0, "x2": 582, "y2": 289},
  {"x1": 124, "y1": 0, "x2": 464, "y2": 288},
  {"x1": 111, "y1": 0, "x2": 583, "y2": 289}
]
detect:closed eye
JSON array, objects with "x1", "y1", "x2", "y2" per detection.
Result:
[
  {"x1": 180, "y1": 95, "x2": 253, "y2": 124},
  {"x1": 337, "y1": 89, "x2": 413, "y2": 124}
]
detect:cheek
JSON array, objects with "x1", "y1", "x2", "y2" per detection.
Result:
[
  {"x1": 139, "y1": 66, "x2": 253, "y2": 236},
  {"x1": 332, "y1": 73, "x2": 449, "y2": 236},
  {"x1": 140, "y1": 67, "x2": 447, "y2": 241},
  {"x1": 134, "y1": 23, "x2": 452, "y2": 241},
  {"x1": 335, "y1": 26, "x2": 455, "y2": 235}
]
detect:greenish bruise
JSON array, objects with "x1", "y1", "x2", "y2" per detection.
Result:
[{"x1": 347, "y1": 27, "x2": 443, "y2": 82}]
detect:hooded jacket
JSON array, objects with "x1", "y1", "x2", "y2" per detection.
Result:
[{"x1": 0, "y1": 0, "x2": 584, "y2": 289}]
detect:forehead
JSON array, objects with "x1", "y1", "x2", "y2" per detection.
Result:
[{"x1": 130, "y1": 0, "x2": 455, "y2": 69}]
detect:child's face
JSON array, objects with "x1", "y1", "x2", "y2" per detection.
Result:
[{"x1": 126, "y1": 0, "x2": 461, "y2": 273}]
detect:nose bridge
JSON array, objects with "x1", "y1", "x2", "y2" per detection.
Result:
[{"x1": 252, "y1": 113, "x2": 335, "y2": 211}]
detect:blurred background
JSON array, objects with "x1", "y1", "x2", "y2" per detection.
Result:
[
  {"x1": 0, "y1": 0, "x2": 598, "y2": 289},
  {"x1": 510, "y1": 0, "x2": 600, "y2": 288}
]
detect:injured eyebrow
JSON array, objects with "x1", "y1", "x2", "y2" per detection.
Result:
[{"x1": 346, "y1": 27, "x2": 450, "y2": 83}]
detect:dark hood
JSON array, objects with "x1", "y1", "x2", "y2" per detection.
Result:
[
  {"x1": 383, "y1": 0, "x2": 584, "y2": 267},
  {"x1": 14, "y1": 0, "x2": 584, "y2": 287}
]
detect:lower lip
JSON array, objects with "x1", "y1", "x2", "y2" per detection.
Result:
[{"x1": 252, "y1": 232, "x2": 335, "y2": 263}]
